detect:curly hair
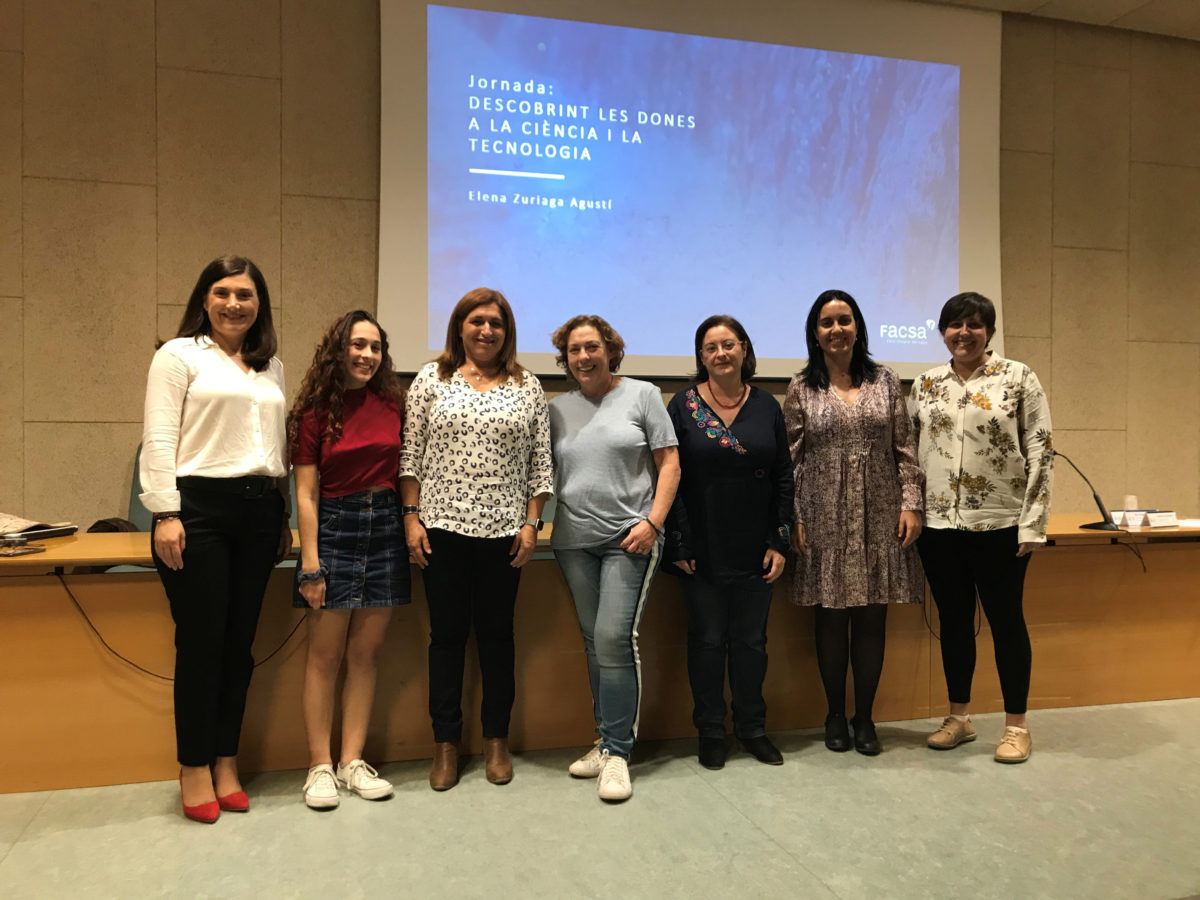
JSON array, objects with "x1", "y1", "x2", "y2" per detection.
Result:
[
  {"x1": 550, "y1": 314, "x2": 626, "y2": 379},
  {"x1": 287, "y1": 310, "x2": 405, "y2": 451}
]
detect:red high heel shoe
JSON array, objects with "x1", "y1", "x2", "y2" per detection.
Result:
[
  {"x1": 179, "y1": 774, "x2": 220, "y2": 824},
  {"x1": 216, "y1": 790, "x2": 249, "y2": 812}
]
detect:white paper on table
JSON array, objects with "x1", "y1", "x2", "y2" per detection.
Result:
[
  {"x1": 1145, "y1": 511, "x2": 1179, "y2": 527},
  {"x1": 1110, "y1": 510, "x2": 1155, "y2": 526}
]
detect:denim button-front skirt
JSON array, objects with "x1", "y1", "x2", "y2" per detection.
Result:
[{"x1": 293, "y1": 489, "x2": 411, "y2": 609}]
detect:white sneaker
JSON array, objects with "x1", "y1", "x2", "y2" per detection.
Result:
[
  {"x1": 303, "y1": 764, "x2": 340, "y2": 809},
  {"x1": 336, "y1": 759, "x2": 394, "y2": 800},
  {"x1": 597, "y1": 750, "x2": 632, "y2": 802},
  {"x1": 569, "y1": 739, "x2": 604, "y2": 778}
]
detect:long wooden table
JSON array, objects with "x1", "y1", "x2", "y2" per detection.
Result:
[{"x1": 2, "y1": 515, "x2": 1197, "y2": 792}]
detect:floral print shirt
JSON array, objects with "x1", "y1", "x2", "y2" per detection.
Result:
[{"x1": 908, "y1": 353, "x2": 1053, "y2": 544}]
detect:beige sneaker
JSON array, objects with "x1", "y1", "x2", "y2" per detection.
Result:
[
  {"x1": 337, "y1": 758, "x2": 394, "y2": 800},
  {"x1": 596, "y1": 750, "x2": 632, "y2": 802},
  {"x1": 569, "y1": 739, "x2": 604, "y2": 778},
  {"x1": 927, "y1": 715, "x2": 977, "y2": 750},
  {"x1": 994, "y1": 726, "x2": 1032, "y2": 763}
]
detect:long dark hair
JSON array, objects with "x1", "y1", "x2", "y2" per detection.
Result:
[
  {"x1": 691, "y1": 314, "x2": 756, "y2": 382},
  {"x1": 287, "y1": 310, "x2": 405, "y2": 450},
  {"x1": 171, "y1": 255, "x2": 277, "y2": 372},
  {"x1": 798, "y1": 289, "x2": 878, "y2": 389},
  {"x1": 434, "y1": 287, "x2": 524, "y2": 384}
]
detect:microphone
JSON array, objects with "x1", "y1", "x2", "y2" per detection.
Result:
[{"x1": 1051, "y1": 450, "x2": 1119, "y2": 531}]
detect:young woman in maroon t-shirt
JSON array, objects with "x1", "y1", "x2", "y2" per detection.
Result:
[{"x1": 287, "y1": 310, "x2": 409, "y2": 809}]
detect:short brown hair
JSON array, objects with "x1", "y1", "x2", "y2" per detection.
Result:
[
  {"x1": 435, "y1": 287, "x2": 524, "y2": 384},
  {"x1": 550, "y1": 314, "x2": 626, "y2": 380}
]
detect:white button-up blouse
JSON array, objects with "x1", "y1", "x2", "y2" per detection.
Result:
[{"x1": 139, "y1": 336, "x2": 288, "y2": 513}]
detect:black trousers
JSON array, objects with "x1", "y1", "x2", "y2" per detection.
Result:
[
  {"x1": 421, "y1": 528, "x2": 521, "y2": 743},
  {"x1": 917, "y1": 526, "x2": 1033, "y2": 715},
  {"x1": 153, "y1": 483, "x2": 283, "y2": 766},
  {"x1": 684, "y1": 574, "x2": 772, "y2": 739}
]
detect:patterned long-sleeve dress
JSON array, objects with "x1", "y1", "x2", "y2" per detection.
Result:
[{"x1": 782, "y1": 366, "x2": 924, "y2": 608}]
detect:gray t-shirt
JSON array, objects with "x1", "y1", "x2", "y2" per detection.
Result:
[{"x1": 549, "y1": 377, "x2": 677, "y2": 550}]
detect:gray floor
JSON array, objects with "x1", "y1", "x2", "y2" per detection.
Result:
[{"x1": 2, "y1": 699, "x2": 1198, "y2": 899}]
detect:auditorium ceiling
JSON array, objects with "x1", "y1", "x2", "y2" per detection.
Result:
[{"x1": 914, "y1": 0, "x2": 1200, "y2": 42}]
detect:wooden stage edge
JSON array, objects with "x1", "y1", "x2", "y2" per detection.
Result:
[{"x1": 2, "y1": 515, "x2": 1198, "y2": 793}]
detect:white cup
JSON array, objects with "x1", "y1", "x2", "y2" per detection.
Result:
[{"x1": 1123, "y1": 494, "x2": 1139, "y2": 510}]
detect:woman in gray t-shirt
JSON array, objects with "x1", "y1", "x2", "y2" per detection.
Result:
[{"x1": 548, "y1": 315, "x2": 679, "y2": 803}]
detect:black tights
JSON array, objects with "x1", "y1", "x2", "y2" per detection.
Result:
[
  {"x1": 917, "y1": 526, "x2": 1032, "y2": 714},
  {"x1": 814, "y1": 605, "x2": 888, "y2": 721}
]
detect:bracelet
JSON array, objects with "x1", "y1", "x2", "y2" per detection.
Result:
[
  {"x1": 643, "y1": 518, "x2": 662, "y2": 535},
  {"x1": 401, "y1": 505, "x2": 420, "y2": 516},
  {"x1": 297, "y1": 566, "x2": 327, "y2": 584},
  {"x1": 153, "y1": 512, "x2": 181, "y2": 523}
]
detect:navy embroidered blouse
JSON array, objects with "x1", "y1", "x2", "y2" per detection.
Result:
[{"x1": 665, "y1": 385, "x2": 794, "y2": 584}]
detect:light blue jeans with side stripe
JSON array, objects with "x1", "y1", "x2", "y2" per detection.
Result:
[{"x1": 554, "y1": 535, "x2": 662, "y2": 759}]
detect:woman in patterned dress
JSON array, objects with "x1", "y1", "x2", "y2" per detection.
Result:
[
  {"x1": 400, "y1": 288, "x2": 553, "y2": 790},
  {"x1": 909, "y1": 292, "x2": 1053, "y2": 764},
  {"x1": 783, "y1": 290, "x2": 924, "y2": 755},
  {"x1": 665, "y1": 315, "x2": 793, "y2": 770}
]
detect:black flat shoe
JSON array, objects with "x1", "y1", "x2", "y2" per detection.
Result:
[
  {"x1": 824, "y1": 713, "x2": 852, "y2": 752},
  {"x1": 851, "y1": 716, "x2": 881, "y2": 755},
  {"x1": 740, "y1": 734, "x2": 783, "y2": 765},
  {"x1": 698, "y1": 736, "x2": 727, "y2": 770}
]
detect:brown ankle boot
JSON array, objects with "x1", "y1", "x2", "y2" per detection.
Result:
[
  {"x1": 484, "y1": 737, "x2": 513, "y2": 785},
  {"x1": 429, "y1": 742, "x2": 460, "y2": 791}
]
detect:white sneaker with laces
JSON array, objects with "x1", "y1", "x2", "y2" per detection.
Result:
[
  {"x1": 597, "y1": 750, "x2": 632, "y2": 802},
  {"x1": 569, "y1": 739, "x2": 604, "y2": 778},
  {"x1": 303, "y1": 764, "x2": 340, "y2": 809},
  {"x1": 336, "y1": 759, "x2": 394, "y2": 800}
]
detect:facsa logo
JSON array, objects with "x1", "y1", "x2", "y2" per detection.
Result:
[{"x1": 879, "y1": 319, "x2": 936, "y2": 342}]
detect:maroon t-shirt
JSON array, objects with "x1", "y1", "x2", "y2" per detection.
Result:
[{"x1": 294, "y1": 388, "x2": 403, "y2": 498}]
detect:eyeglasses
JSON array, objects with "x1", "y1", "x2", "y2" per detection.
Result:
[{"x1": 701, "y1": 340, "x2": 741, "y2": 356}]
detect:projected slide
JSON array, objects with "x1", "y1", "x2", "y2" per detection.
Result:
[{"x1": 427, "y1": 4, "x2": 959, "y2": 366}]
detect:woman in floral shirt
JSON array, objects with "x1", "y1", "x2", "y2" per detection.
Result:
[{"x1": 908, "y1": 291, "x2": 1053, "y2": 764}]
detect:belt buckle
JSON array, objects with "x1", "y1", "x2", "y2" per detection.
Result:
[{"x1": 242, "y1": 478, "x2": 266, "y2": 499}]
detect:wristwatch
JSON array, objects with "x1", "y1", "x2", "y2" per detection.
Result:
[{"x1": 523, "y1": 516, "x2": 545, "y2": 532}]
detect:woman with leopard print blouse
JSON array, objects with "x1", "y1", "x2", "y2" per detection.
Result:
[{"x1": 399, "y1": 288, "x2": 552, "y2": 791}]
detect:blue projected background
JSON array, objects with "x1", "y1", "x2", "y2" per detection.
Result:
[{"x1": 427, "y1": 4, "x2": 959, "y2": 364}]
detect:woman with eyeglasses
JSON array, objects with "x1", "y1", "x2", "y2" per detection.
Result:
[{"x1": 664, "y1": 315, "x2": 793, "y2": 770}]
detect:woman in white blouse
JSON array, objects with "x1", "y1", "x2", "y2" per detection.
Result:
[
  {"x1": 140, "y1": 255, "x2": 292, "y2": 823},
  {"x1": 909, "y1": 292, "x2": 1053, "y2": 764},
  {"x1": 400, "y1": 288, "x2": 552, "y2": 791}
]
